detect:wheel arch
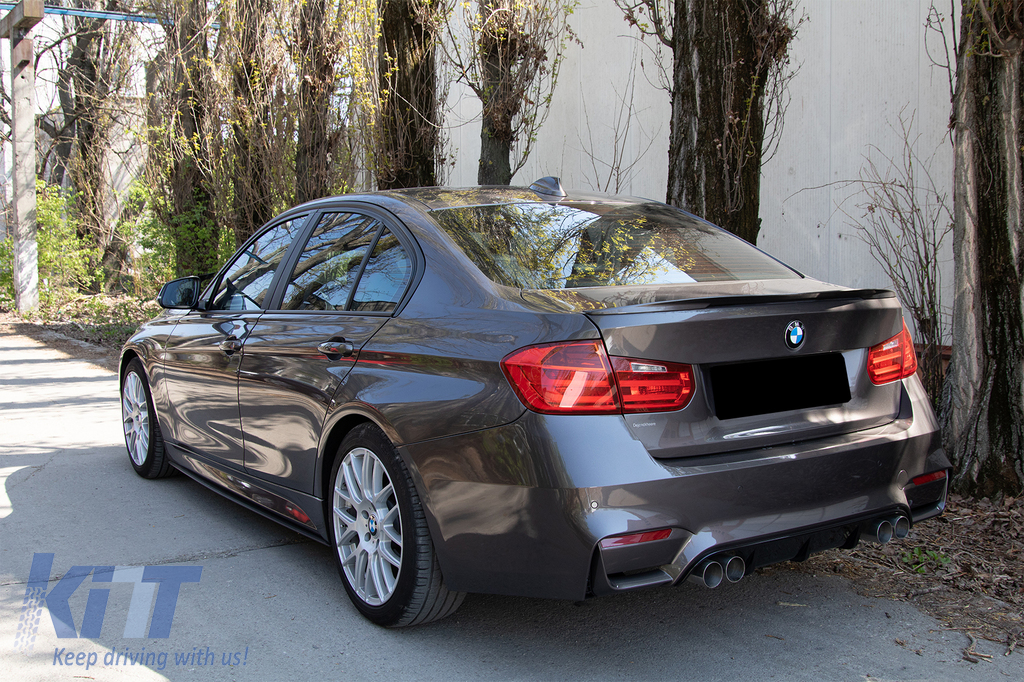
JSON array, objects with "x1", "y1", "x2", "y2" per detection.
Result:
[
  {"x1": 316, "y1": 404, "x2": 406, "y2": 507},
  {"x1": 319, "y1": 414, "x2": 370, "y2": 500},
  {"x1": 119, "y1": 348, "x2": 141, "y2": 384}
]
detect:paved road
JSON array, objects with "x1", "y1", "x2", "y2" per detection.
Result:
[{"x1": 1, "y1": 328, "x2": 1020, "y2": 681}]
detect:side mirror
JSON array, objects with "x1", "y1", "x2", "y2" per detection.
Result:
[{"x1": 157, "y1": 276, "x2": 201, "y2": 309}]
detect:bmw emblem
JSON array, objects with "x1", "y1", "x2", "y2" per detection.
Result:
[
  {"x1": 367, "y1": 514, "x2": 378, "y2": 535},
  {"x1": 785, "y1": 320, "x2": 805, "y2": 350}
]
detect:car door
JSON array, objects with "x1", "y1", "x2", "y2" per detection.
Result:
[
  {"x1": 237, "y1": 208, "x2": 416, "y2": 493},
  {"x1": 159, "y1": 214, "x2": 308, "y2": 467}
]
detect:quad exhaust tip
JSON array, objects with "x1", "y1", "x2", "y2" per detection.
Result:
[
  {"x1": 687, "y1": 555, "x2": 745, "y2": 588},
  {"x1": 864, "y1": 515, "x2": 910, "y2": 544},
  {"x1": 724, "y1": 555, "x2": 746, "y2": 583},
  {"x1": 686, "y1": 516, "x2": 910, "y2": 588},
  {"x1": 687, "y1": 559, "x2": 724, "y2": 589},
  {"x1": 867, "y1": 519, "x2": 894, "y2": 544}
]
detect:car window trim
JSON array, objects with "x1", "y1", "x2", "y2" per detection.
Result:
[
  {"x1": 342, "y1": 223, "x2": 384, "y2": 312},
  {"x1": 263, "y1": 201, "x2": 423, "y2": 316},
  {"x1": 199, "y1": 212, "x2": 313, "y2": 312}
]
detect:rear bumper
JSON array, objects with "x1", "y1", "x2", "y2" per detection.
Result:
[{"x1": 401, "y1": 375, "x2": 948, "y2": 601}]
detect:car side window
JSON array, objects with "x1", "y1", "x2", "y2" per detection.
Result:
[
  {"x1": 351, "y1": 229, "x2": 412, "y2": 312},
  {"x1": 280, "y1": 212, "x2": 381, "y2": 311},
  {"x1": 209, "y1": 216, "x2": 307, "y2": 311}
]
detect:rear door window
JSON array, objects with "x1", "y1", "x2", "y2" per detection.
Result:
[
  {"x1": 351, "y1": 229, "x2": 413, "y2": 312},
  {"x1": 280, "y1": 212, "x2": 380, "y2": 311},
  {"x1": 281, "y1": 212, "x2": 413, "y2": 312}
]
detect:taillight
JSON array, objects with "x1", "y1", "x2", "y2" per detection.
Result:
[
  {"x1": 608, "y1": 357, "x2": 694, "y2": 413},
  {"x1": 501, "y1": 341, "x2": 619, "y2": 414},
  {"x1": 867, "y1": 320, "x2": 919, "y2": 385},
  {"x1": 501, "y1": 340, "x2": 694, "y2": 414}
]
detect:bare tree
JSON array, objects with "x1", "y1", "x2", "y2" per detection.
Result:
[
  {"x1": 447, "y1": 0, "x2": 577, "y2": 185},
  {"x1": 141, "y1": 0, "x2": 361, "y2": 277},
  {"x1": 229, "y1": 0, "x2": 275, "y2": 245},
  {"x1": 577, "y1": 41, "x2": 660, "y2": 194},
  {"x1": 33, "y1": 3, "x2": 141, "y2": 291},
  {"x1": 616, "y1": 0, "x2": 800, "y2": 243},
  {"x1": 943, "y1": 0, "x2": 1024, "y2": 496},
  {"x1": 293, "y1": 0, "x2": 346, "y2": 203},
  {"x1": 35, "y1": 25, "x2": 79, "y2": 188},
  {"x1": 847, "y1": 114, "x2": 952, "y2": 408}
]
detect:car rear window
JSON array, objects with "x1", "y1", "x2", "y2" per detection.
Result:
[{"x1": 428, "y1": 201, "x2": 797, "y2": 289}]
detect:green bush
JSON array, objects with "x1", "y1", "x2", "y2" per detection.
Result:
[
  {"x1": 0, "y1": 182, "x2": 98, "y2": 309},
  {"x1": 37, "y1": 181, "x2": 99, "y2": 297},
  {"x1": 900, "y1": 546, "x2": 952, "y2": 574},
  {"x1": 117, "y1": 182, "x2": 177, "y2": 297},
  {"x1": 0, "y1": 235, "x2": 13, "y2": 310}
]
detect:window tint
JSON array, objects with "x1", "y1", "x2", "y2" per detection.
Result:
[
  {"x1": 429, "y1": 202, "x2": 797, "y2": 289},
  {"x1": 351, "y1": 229, "x2": 412, "y2": 312},
  {"x1": 210, "y1": 215, "x2": 306, "y2": 311},
  {"x1": 280, "y1": 212, "x2": 380, "y2": 311}
]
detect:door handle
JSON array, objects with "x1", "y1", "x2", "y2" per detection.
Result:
[
  {"x1": 219, "y1": 338, "x2": 243, "y2": 354},
  {"x1": 317, "y1": 339, "x2": 355, "y2": 358}
]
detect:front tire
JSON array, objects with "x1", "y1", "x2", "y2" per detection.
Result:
[
  {"x1": 121, "y1": 358, "x2": 175, "y2": 479},
  {"x1": 329, "y1": 423, "x2": 464, "y2": 627}
]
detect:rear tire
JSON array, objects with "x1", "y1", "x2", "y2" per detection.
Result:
[
  {"x1": 329, "y1": 423, "x2": 464, "y2": 627},
  {"x1": 121, "y1": 358, "x2": 175, "y2": 479}
]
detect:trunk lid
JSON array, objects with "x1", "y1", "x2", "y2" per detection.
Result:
[{"x1": 574, "y1": 282, "x2": 905, "y2": 458}]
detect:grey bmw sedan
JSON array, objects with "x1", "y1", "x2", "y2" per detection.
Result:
[{"x1": 120, "y1": 178, "x2": 949, "y2": 627}]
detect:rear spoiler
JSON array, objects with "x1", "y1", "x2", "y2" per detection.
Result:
[{"x1": 585, "y1": 289, "x2": 896, "y2": 316}]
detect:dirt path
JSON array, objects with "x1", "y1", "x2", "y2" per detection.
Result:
[{"x1": 0, "y1": 313, "x2": 121, "y2": 372}]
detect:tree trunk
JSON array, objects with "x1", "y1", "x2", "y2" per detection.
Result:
[
  {"x1": 476, "y1": 1, "x2": 514, "y2": 186},
  {"x1": 46, "y1": 66, "x2": 75, "y2": 189},
  {"x1": 376, "y1": 0, "x2": 439, "y2": 189},
  {"x1": 232, "y1": 0, "x2": 274, "y2": 245},
  {"x1": 295, "y1": 0, "x2": 335, "y2": 204},
  {"x1": 669, "y1": 0, "x2": 768, "y2": 243},
  {"x1": 168, "y1": 3, "x2": 220, "y2": 277},
  {"x1": 478, "y1": 116, "x2": 513, "y2": 186},
  {"x1": 68, "y1": 16, "x2": 110, "y2": 291},
  {"x1": 942, "y1": 2, "x2": 1024, "y2": 497}
]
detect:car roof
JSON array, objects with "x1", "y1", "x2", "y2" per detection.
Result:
[{"x1": 285, "y1": 185, "x2": 660, "y2": 215}]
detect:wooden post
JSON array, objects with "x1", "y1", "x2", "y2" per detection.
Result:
[{"x1": 1, "y1": 0, "x2": 44, "y2": 313}]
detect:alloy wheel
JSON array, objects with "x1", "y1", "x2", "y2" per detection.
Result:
[
  {"x1": 332, "y1": 447, "x2": 403, "y2": 606},
  {"x1": 122, "y1": 371, "x2": 150, "y2": 466}
]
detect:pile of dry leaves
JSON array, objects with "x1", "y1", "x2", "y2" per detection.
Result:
[{"x1": 779, "y1": 494, "x2": 1023, "y2": 660}]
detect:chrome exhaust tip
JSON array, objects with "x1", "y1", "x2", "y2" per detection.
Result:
[
  {"x1": 686, "y1": 559, "x2": 724, "y2": 588},
  {"x1": 724, "y1": 555, "x2": 746, "y2": 583},
  {"x1": 864, "y1": 519, "x2": 894, "y2": 544},
  {"x1": 890, "y1": 515, "x2": 910, "y2": 539}
]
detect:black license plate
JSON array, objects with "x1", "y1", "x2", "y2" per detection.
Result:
[{"x1": 709, "y1": 353, "x2": 852, "y2": 420}]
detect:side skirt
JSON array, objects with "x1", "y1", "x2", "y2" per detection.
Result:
[{"x1": 165, "y1": 442, "x2": 330, "y2": 545}]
